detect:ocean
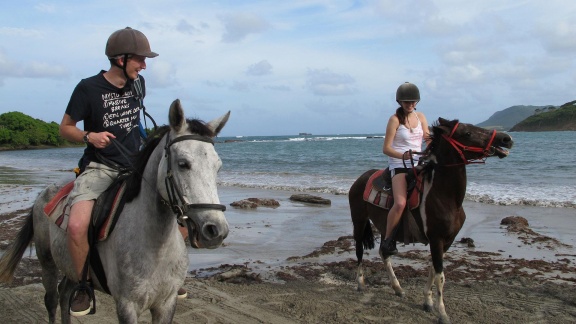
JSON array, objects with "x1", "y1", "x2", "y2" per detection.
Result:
[{"x1": 0, "y1": 131, "x2": 574, "y2": 209}]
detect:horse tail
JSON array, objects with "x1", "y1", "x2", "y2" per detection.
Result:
[
  {"x1": 0, "y1": 210, "x2": 34, "y2": 283},
  {"x1": 362, "y1": 222, "x2": 375, "y2": 250}
]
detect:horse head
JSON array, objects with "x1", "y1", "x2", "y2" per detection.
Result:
[
  {"x1": 432, "y1": 117, "x2": 513, "y2": 164},
  {"x1": 157, "y1": 99, "x2": 230, "y2": 249}
]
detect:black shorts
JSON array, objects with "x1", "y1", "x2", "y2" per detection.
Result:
[{"x1": 390, "y1": 167, "x2": 410, "y2": 177}]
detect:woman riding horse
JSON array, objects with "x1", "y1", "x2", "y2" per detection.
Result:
[{"x1": 381, "y1": 82, "x2": 430, "y2": 255}]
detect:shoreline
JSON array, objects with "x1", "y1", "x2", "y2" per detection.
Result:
[
  {"x1": 4, "y1": 184, "x2": 574, "y2": 276},
  {"x1": 1, "y1": 185, "x2": 576, "y2": 323}
]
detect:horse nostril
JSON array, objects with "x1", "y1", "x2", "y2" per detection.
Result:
[
  {"x1": 502, "y1": 136, "x2": 512, "y2": 145},
  {"x1": 203, "y1": 224, "x2": 219, "y2": 239}
]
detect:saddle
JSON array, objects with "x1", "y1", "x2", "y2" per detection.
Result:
[
  {"x1": 43, "y1": 179, "x2": 128, "y2": 241},
  {"x1": 363, "y1": 168, "x2": 429, "y2": 245},
  {"x1": 363, "y1": 168, "x2": 421, "y2": 210},
  {"x1": 43, "y1": 178, "x2": 129, "y2": 295}
]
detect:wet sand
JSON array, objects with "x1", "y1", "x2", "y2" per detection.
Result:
[{"x1": 1, "y1": 182, "x2": 576, "y2": 323}]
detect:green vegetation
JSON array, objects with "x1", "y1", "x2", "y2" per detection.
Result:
[
  {"x1": 509, "y1": 100, "x2": 576, "y2": 131},
  {"x1": 476, "y1": 105, "x2": 543, "y2": 130},
  {"x1": 0, "y1": 111, "x2": 75, "y2": 149}
]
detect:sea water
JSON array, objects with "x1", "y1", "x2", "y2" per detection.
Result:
[{"x1": 0, "y1": 131, "x2": 574, "y2": 209}]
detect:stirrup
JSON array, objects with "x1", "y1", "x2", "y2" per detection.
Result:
[{"x1": 69, "y1": 281, "x2": 96, "y2": 315}]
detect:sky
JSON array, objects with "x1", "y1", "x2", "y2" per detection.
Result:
[{"x1": 1, "y1": 1, "x2": 575, "y2": 136}]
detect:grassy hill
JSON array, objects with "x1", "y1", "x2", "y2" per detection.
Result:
[
  {"x1": 475, "y1": 105, "x2": 546, "y2": 131},
  {"x1": 509, "y1": 100, "x2": 576, "y2": 132}
]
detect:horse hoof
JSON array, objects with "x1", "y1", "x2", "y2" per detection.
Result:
[
  {"x1": 394, "y1": 289, "x2": 405, "y2": 297},
  {"x1": 438, "y1": 315, "x2": 451, "y2": 324},
  {"x1": 423, "y1": 303, "x2": 433, "y2": 312}
]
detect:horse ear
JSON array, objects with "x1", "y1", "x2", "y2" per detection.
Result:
[
  {"x1": 438, "y1": 117, "x2": 450, "y2": 126},
  {"x1": 168, "y1": 99, "x2": 187, "y2": 132},
  {"x1": 206, "y1": 111, "x2": 231, "y2": 137}
]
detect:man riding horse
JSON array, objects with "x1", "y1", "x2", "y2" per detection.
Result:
[{"x1": 58, "y1": 27, "x2": 188, "y2": 316}]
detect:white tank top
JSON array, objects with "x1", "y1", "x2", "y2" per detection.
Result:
[{"x1": 388, "y1": 113, "x2": 424, "y2": 169}]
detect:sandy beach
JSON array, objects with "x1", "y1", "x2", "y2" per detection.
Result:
[{"x1": 1, "y1": 184, "x2": 576, "y2": 323}]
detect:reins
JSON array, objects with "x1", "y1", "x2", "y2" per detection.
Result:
[{"x1": 440, "y1": 122, "x2": 497, "y2": 166}]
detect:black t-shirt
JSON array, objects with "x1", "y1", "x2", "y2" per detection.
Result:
[{"x1": 65, "y1": 71, "x2": 145, "y2": 168}]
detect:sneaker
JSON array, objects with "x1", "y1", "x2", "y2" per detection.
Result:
[
  {"x1": 379, "y1": 238, "x2": 398, "y2": 256},
  {"x1": 177, "y1": 287, "x2": 188, "y2": 299},
  {"x1": 70, "y1": 290, "x2": 92, "y2": 316}
]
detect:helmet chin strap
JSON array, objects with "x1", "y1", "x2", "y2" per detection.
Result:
[
  {"x1": 111, "y1": 54, "x2": 134, "y2": 81},
  {"x1": 121, "y1": 54, "x2": 132, "y2": 81}
]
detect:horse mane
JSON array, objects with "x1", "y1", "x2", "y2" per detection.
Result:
[
  {"x1": 423, "y1": 118, "x2": 459, "y2": 155},
  {"x1": 124, "y1": 119, "x2": 215, "y2": 202},
  {"x1": 417, "y1": 118, "x2": 459, "y2": 180}
]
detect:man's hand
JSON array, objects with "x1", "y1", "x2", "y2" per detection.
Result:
[{"x1": 88, "y1": 131, "x2": 116, "y2": 149}]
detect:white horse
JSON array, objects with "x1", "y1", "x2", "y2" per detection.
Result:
[{"x1": 0, "y1": 99, "x2": 230, "y2": 323}]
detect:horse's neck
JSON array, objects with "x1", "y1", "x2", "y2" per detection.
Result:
[
  {"x1": 426, "y1": 150, "x2": 467, "y2": 202},
  {"x1": 125, "y1": 144, "x2": 177, "y2": 238}
]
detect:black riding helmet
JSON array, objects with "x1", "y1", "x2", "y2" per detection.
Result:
[
  {"x1": 396, "y1": 82, "x2": 420, "y2": 103},
  {"x1": 105, "y1": 27, "x2": 158, "y2": 80}
]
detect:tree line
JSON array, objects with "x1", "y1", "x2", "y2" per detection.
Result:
[{"x1": 0, "y1": 111, "x2": 74, "y2": 148}]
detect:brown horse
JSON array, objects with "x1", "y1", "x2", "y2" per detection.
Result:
[{"x1": 348, "y1": 118, "x2": 513, "y2": 324}]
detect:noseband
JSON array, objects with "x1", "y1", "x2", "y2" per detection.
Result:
[
  {"x1": 441, "y1": 122, "x2": 497, "y2": 165},
  {"x1": 163, "y1": 133, "x2": 227, "y2": 220}
]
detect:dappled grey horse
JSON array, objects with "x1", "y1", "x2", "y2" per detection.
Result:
[{"x1": 0, "y1": 99, "x2": 230, "y2": 323}]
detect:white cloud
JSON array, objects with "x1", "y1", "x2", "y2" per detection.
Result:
[
  {"x1": 219, "y1": 13, "x2": 270, "y2": 43},
  {"x1": 538, "y1": 21, "x2": 576, "y2": 54},
  {"x1": 34, "y1": 3, "x2": 56, "y2": 13},
  {"x1": 306, "y1": 68, "x2": 357, "y2": 96},
  {"x1": 229, "y1": 81, "x2": 251, "y2": 92},
  {"x1": 0, "y1": 50, "x2": 67, "y2": 79},
  {"x1": 246, "y1": 60, "x2": 273, "y2": 76},
  {"x1": 0, "y1": 27, "x2": 44, "y2": 37},
  {"x1": 176, "y1": 19, "x2": 200, "y2": 35},
  {"x1": 264, "y1": 85, "x2": 291, "y2": 91},
  {"x1": 1, "y1": 0, "x2": 576, "y2": 134},
  {"x1": 148, "y1": 60, "x2": 176, "y2": 88}
]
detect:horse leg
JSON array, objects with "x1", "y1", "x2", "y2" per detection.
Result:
[
  {"x1": 33, "y1": 214, "x2": 59, "y2": 323},
  {"x1": 39, "y1": 257, "x2": 59, "y2": 323},
  {"x1": 353, "y1": 220, "x2": 371, "y2": 291},
  {"x1": 150, "y1": 298, "x2": 177, "y2": 324},
  {"x1": 379, "y1": 253, "x2": 404, "y2": 297},
  {"x1": 57, "y1": 277, "x2": 75, "y2": 324},
  {"x1": 423, "y1": 243, "x2": 451, "y2": 324},
  {"x1": 355, "y1": 244, "x2": 366, "y2": 291},
  {"x1": 423, "y1": 265, "x2": 435, "y2": 312},
  {"x1": 116, "y1": 299, "x2": 140, "y2": 324}
]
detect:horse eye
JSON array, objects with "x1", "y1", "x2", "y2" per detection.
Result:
[
  {"x1": 177, "y1": 160, "x2": 191, "y2": 169},
  {"x1": 466, "y1": 132, "x2": 472, "y2": 137}
]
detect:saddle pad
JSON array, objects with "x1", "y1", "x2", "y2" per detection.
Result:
[
  {"x1": 363, "y1": 170, "x2": 392, "y2": 209},
  {"x1": 43, "y1": 181, "x2": 75, "y2": 229},
  {"x1": 42, "y1": 181, "x2": 127, "y2": 241},
  {"x1": 363, "y1": 169, "x2": 421, "y2": 210}
]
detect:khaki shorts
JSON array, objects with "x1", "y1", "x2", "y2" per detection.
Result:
[{"x1": 68, "y1": 162, "x2": 120, "y2": 206}]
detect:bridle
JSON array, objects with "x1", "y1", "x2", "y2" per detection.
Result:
[
  {"x1": 441, "y1": 122, "x2": 497, "y2": 165},
  {"x1": 163, "y1": 133, "x2": 226, "y2": 224}
]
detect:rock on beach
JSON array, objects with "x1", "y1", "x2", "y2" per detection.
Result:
[
  {"x1": 289, "y1": 194, "x2": 331, "y2": 205},
  {"x1": 230, "y1": 198, "x2": 280, "y2": 209}
]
